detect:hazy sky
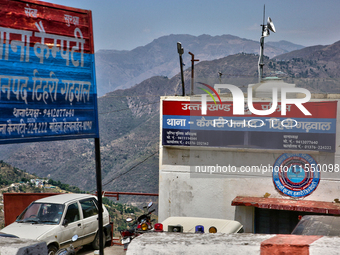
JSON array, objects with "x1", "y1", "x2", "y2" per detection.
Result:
[{"x1": 43, "y1": 0, "x2": 340, "y2": 52}]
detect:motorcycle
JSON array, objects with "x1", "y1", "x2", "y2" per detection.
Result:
[
  {"x1": 55, "y1": 235, "x2": 82, "y2": 255},
  {"x1": 120, "y1": 202, "x2": 156, "y2": 250}
]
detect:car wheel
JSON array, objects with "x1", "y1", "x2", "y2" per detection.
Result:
[
  {"x1": 47, "y1": 244, "x2": 58, "y2": 255},
  {"x1": 92, "y1": 231, "x2": 106, "y2": 250}
]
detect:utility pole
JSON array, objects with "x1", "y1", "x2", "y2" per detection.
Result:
[
  {"x1": 177, "y1": 42, "x2": 185, "y2": 96},
  {"x1": 258, "y1": 5, "x2": 266, "y2": 83},
  {"x1": 218, "y1": 71, "x2": 223, "y2": 94},
  {"x1": 188, "y1": 52, "x2": 199, "y2": 95},
  {"x1": 258, "y1": 5, "x2": 276, "y2": 83}
]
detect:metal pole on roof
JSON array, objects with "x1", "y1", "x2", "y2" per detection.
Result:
[
  {"x1": 177, "y1": 42, "x2": 185, "y2": 96},
  {"x1": 188, "y1": 52, "x2": 199, "y2": 95},
  {"x1": 258, "y1": 5, "x2": 266, "y2": 83},
  {"x1": 95, "y1": 137, "x2": 104, "y2": 255},
  {"x1": 218, "y1": 71, "x2": 223, "y2": 94},
  {"x1": 258, "y1": 5, "x2": 276, "y2": 83}
]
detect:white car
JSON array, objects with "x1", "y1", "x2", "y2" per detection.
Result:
[{"x1": 0, "y1": 193, "x2": 111, "y2": 255}]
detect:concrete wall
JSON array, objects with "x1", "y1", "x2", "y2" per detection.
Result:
[
  {"x1": 127, "y1": 232, "x2": 340, "y2": 255},
  {"x1": 127, "y1": 232, "x2": 274, "y2": 255},
  {"x1": 159, "y1": 164, "x2": 340, "y2": 225},
  {"x1": 0, "y1": 237, "x2": 47, "y2": 255},
  {"x1": 159, "y1": 96, "x2": 340, "y2": 231}
]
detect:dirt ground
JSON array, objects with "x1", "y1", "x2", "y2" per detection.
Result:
[{"x1": 77, "y1": 244, "x2": 125, "y2": 255}]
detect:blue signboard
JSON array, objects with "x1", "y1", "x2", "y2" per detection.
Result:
[{"x1": 0, "y1": 1, "x2": 98, "y2": 144}]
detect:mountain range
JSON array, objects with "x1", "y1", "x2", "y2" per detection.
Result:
[
  {"x1": 1, "y1": 34, "x2": 340, "y2": 203},
  {"x1": 95, "y1": 34, "x2": 304, "y2": 96}
]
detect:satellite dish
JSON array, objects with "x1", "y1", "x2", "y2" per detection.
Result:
[{"x1": 267, "y1": 17, "x2": 276, "y2": 33}]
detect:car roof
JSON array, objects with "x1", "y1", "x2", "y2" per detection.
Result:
[
  {"x1": 33, "y1": 193, "x2": 97, "y2": 204},
  {"x1": 292, "y1": 215, "x2": 340, "y2": 236}
]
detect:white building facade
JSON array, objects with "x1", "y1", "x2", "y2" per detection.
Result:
[{"x1": 159, "y1": 82, "x2": 340, "y2": 234}]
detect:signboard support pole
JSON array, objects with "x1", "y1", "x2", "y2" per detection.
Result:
[{"x1": 95, "y1": 137, "x2": 104, "y2": 255}]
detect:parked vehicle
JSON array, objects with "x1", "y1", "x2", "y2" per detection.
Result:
[
  {"x1": 0, "y1": 194, "x2": 112, "y2": 255},
  {"x1": 120, "y1": 202, "x2": 157, "y2": 250},
  {"x1": 292, "y1": 215, "x2": 340, "y2": 236},
  {"x1": 55, "y1": 235, "x2": 82, "y2": 255},
  {"x1": 162, "y1": 216, "x2": 244, "y2": 233}
]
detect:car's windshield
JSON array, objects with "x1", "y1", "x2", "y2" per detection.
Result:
[{"x1": 16, "y1": 203, "x2": 64, "y2": 224}]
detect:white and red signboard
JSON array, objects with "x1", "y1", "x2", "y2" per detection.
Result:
[{"x1": 162, "y1": 100, "x2": 337, "y2": 152}]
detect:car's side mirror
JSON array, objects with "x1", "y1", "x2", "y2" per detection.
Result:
[
  {"x1": 62, "y1": 219, "x2": 69, "y2": 226},
  {"x1": 147, "y1": 202, "x2": 153, "y2": 209}
]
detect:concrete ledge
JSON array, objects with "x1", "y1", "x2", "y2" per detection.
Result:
[
  {"x1": 261, "y1": 235, "x2": 322, "y2": 255},
  {"x1": 126, "y1": 232, "x2": 340, "y2": 255},
  {"x1": 0, "y1": 237, "x2": 48, "y2": 255},
  {"x1": 309, "y1": 236, "x2": 340, "y2": 255},
  {"x1": 126, "y1": 232, "x2": 275, "y2": 255}
]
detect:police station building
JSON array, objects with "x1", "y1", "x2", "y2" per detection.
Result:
[{"x1": 158, "y1": 78, "x2": 340, "y2": 234}]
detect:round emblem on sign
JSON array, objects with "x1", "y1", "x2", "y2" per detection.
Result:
[{"x1": 272, "y1": 153, "x2": 320, "y2": 197}]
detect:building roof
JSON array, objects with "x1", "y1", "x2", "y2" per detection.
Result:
[{"x1": 232, "y1": 196, "x2": 340, "y2": 215}]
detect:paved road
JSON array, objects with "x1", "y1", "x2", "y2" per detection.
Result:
[{"x1": 77, "y1": 245, "x2": 125, "y2": 255}]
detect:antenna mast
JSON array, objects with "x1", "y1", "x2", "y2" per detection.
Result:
[
  {"x1": 258, "y1": 5, "x2": 276, "y2": 83},
  {"x1": 258, "y1": 5, "x2": 266, "y2": 83}
]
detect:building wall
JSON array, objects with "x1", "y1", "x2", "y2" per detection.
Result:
[{"x1": 159, "y1": 95, "x2": 340, "y2": 232}]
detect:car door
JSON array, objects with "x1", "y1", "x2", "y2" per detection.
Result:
[
  {"x1": 79, "y1": 198, "x2": 99, "y2": 245},
  {"x1": 58, "y1": 202, "x2": 83, "y2": 249}
]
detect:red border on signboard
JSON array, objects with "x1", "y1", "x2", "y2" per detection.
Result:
[{"x1": 163, "y1": 100, "x2": 337, "y2": 119}]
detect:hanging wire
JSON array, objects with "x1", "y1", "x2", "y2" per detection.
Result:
[
  {"x1": 99, "y1": 101, "x2": 160, "y2": 115},
  {"x1": 91, "y1": 150, "x2": 159, "y2": 192}
]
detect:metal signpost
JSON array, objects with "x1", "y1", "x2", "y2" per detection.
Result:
[{"x1": 0, "y1": 0, "x2": 104, "y2": 254}]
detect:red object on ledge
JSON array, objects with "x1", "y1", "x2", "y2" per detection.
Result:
[
  {"x1": 231, "y1": 196, "x2": 340, "y2": 215},
  {"x1": 260, "y1": 234, "x2": 322, "y2": 255}
]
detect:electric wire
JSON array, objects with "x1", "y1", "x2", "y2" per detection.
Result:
[
  {"x1": 91, "y1": 150, "x2": 159, "y2": 192},
  {"x1": 101, "y1": 94, "x2": 164, "y2": 98},
  {"x1": 96, "y1": 98, "x2": 161, "y2": 191},
  {"x1": 99, "y1": 101, "x2": 160, "y2": 114}
]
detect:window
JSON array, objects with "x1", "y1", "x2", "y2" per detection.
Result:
[
  {"x1": 80, "y1": 199, "x2": 98, "y2": 219},
  {"x1": 64, "y1": 203, "x2": 80, "y2": 223},
  {"x1": 16, "y1": 203, "x2": 64, "y2": 224},
  {"x1": 40, "y1": 203, "x2": 64, "y2": 224},
  {"x1": 17, "y1": 203, "x2": 41, "y2": 221},
  {"x1": 254, "y1": 208, "x2": 327, "y2": 234}
]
